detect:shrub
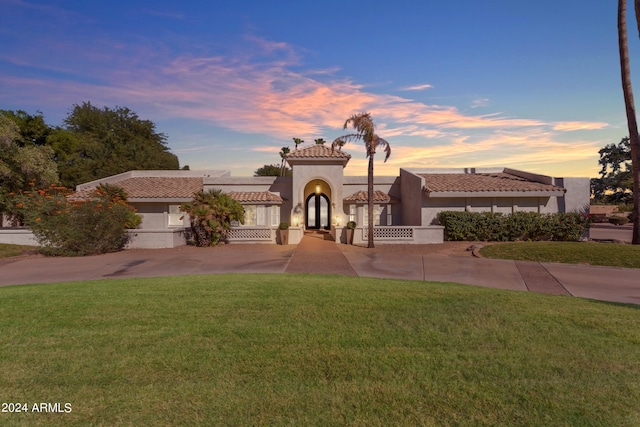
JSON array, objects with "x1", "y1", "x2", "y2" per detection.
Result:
[
  {"x1": 346, "y1": 221, "x2": 357, "y2": 229},
  {"x1": 278, "y1": 222, "x2": 290, "y2": 230},
  {"x1": 617, "y1": 203, "x2": 633, "y2": 213},
  {"x1": 437, "y1": 211, "x2": 588, "y2": 242},
  {"x1": 609, "y1": 216, "x2": 629, "y2": 226},
  {"x1": 11, "y1": 184, "x2": 141, "y2": 256}
]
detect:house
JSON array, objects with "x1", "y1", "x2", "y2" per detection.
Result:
[
  {"x1": 64, "y1": 145, "x2": 589, "y2": 247},
  {"x1": 588, "y1": 205, "x2": 620, "y2": 222}
]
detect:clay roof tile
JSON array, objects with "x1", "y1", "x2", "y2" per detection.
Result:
[
  {"x1": 286, "y1": 145, "x2": 351, "y2": 159},
  {"x1": 227, "y1": 191, "x2": 284, "y2": 204},
  {"x1": 343, "y1": 190, "x2": 399, "y2": 203},
  {"x1": 419, "y1": 173, "x2": 563, "y2": 194}
]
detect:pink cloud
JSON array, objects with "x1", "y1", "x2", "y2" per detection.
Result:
[
  {"x1": 343, "y1": 129, "x2": 601, "y2": 177},
  {"x1": 401, "y1": 83, "x2": 434, "y2": 91},
  {"x1": 553, "y1": 121, "x2": 609, "y2": 131},
  {"x1": 1, "y1": 33, "x2": 608, "y2": 178}
]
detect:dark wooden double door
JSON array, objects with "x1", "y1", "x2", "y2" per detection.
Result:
[{"x1": 306, "y1": 193, "x2": 330, "y2": 230}]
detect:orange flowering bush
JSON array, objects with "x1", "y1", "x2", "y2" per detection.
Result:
[{"x1": 10, "y1": 183, "x2": 141, "y2": 256}]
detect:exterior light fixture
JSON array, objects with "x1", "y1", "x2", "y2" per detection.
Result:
[
  {"x1": 294, "y1": 216, "x2": 299, "y2": 226},
  {"x1": 315, "y1": 182, "x2": 321, "y2": 195},
  {"x1": 335, "y1": 216, "x2": 341, "y2": 226}
]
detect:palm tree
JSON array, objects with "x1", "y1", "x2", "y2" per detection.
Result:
[
  {"x1": 179, "y1": 189, "x2": 244, "y2": 246},
  {"x1": 331, "y1": 113, "x2": 391, "y2": 248},
  {"x1": 292, "y1": 137, "x2": 304, "y2": 150},
  {"x1": 279, "y1": 146, "x2": 290, "y2": 177},
  {"x1": 314, "y1": 138, "x2": 326, "y2": 145},
  {"x1": 334, "y1": 139, "x2": 346, "y2": 151},
  {"x1": 618, "y1": 0, "x2": 640, "y2": 244}
]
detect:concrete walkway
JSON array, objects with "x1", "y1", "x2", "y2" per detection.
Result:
[
  {"x1": 285, "y1": 231, "x2": 357, "y2": 276},
  {"x1": 1, "y1": 237, "x2": 639, "y2": 305}
]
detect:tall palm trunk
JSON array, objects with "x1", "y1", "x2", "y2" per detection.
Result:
[
  {"x1": 367, "y1": 147, "x2": 375, "y2": 248},
  {"x1": 618, "y1": 0, "x2": 640, "y2": 244}
]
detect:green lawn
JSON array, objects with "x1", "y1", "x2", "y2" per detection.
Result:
[
  {"x1": 0, "y1": 243, "x2": 37, "y2": 258},
  {"x1": 1, "y1": 274, "x2": 639, "y2": 426},
  {"x1": 479, "y1": 241, "x2": 640, "y2": 268}
]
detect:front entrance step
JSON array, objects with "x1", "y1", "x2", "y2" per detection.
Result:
[{"x1": 303, "y1": 230, "x2": 334, "y2": 241}]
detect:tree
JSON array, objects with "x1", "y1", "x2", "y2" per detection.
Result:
[
  {"x1": 1, "y1": 105, "x2": 184, "y2": 188},
  {"x1": 254, "y1": 164, "x2": 291, "y2": 177},
  {"x1": 279, "y1": 146, "x2": 291, "y2": 177},
  {"x1": 331, "y1": 113, "x2": 391, "y2": 248},
  {"x1": 61, "y1": 102, "x2": 180, "y2": 185},
  {"x1": 314, "y1": 138, "x2": 326, "y2": 145},
  {"x1": 592, "y1": 137, "x2": 633, "y2": 204},
  {"x1": 179, "y1": 189, "x2": 245, "y2": 246},
  {"x1": 618, "y1": 0, "x2": 640, "y2": 243},
  {"x1": 292, "y1": 137, "x2": 304, "y2": 150},
  {"x1": 0, "y1": 115, "x2": 58, "y2": 221},
  {"x1": 0, "y1": 109, "x2": 51, "y2": 146},
  {"x1": 45, "y1": 127, "x2": 83, "y2": 187}
]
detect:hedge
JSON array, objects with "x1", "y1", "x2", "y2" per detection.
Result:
[
  {"x1": 608, "y1": 216, "x2": 629, "y2": 226},
  {"x1": 437, "y1": 211, "x2": 588, "y2": 242}
]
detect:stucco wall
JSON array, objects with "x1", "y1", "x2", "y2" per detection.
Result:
[
  {"x1": 126, "y1": 228, "x2": 187, "y2": 248},
  {"x1": 292, "y1": 164, "x2": 345, "y2": 227},
  {"x1": 422, "y1": 197, "x2": 466, "y2": 225},
  {"x1": 422, "y1": 196, "x2": 558, "y2": 225},
  {"x1": 554, "y1": 177, "x2": 590, "y2": 213},
  {"x1": 342, "y1": 176, "x2": 401, "y2": 226},
  {"x1": 399, "y1": 169, "x2": 423, "y2": 225},
  {"x1": 0, "y1": 229, "x2": 38, "y2": 246},
  {"x1": 132, "y1": 202, "x2": 170, "y2": 229},
  {"x1": 342, "y1": 176, "x2": 399, "y2": 196},
  {"x1": 344, "y1": 225, "x2": 444, "y2": 245}
]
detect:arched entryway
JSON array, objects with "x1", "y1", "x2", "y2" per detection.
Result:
[{"x1": 305, "y1": 193, "x2": 331, "y2": 229}]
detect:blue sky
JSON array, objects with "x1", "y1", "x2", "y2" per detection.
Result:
[{"x1": 0, "y1": 0, "x2": 635, "y2": 178}]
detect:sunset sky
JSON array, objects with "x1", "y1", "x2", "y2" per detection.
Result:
[{"x1": 1, "y1": 1, "x2": 637, "y2": 178}]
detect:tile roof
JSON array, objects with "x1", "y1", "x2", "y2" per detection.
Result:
[
  {"x1": 286, "y1": 145, "x2": 351, "y2": 159},
  {"x1": 113, "y1": 177, "x2": 203, "y2": 199},
  {"x1": 344, "y1": 190, "x2": 399, "y2": 203},
  {"x1": 227, "y1": 191, "x2": 284, "y2": 204},
  {"x1": 420, "y1": 173, "x2": 563, "y2": 194},
  {"x1": 589, "y1": 205, "x2": 618, "y2": 215}
]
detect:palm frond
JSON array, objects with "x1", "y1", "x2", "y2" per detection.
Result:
[
  {"x1": 334, "y1": 113, "x2": 391, "y2": 161},
  {"x1": 330, "y1": 134, "x2": 361, "y2": 152},
  {"x1": 344, "y1": 113, "x2": 375, "y2": 141},
  {"x1": 373, "y1": 136, "x2": 392, "y2": 162}
]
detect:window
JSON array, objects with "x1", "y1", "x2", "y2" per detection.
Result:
[
  {"x1": 349, "y1": 205, "x2": 356, "y2": 223},
  {"x1": 271, "y1": 206, "x2": 280, "y2": 227},
  {"x1": 168, "y1": 205, "x2": 183, "y2": 226},
  {"x1": 363, "y1": 205, "x2": 381, "y2": 226},
  {"x1": 244, "y1": 205, "x2": 269, "y2": 226},
  {"x1": 387, "y1": 204, "x2": 392, "y2": 226},
  {"x1": 244, "y1": 205, "x2": 256, "y2": 226},
  {"x1": 256, "y1": 206, "x2": 266, "y2": 226}
]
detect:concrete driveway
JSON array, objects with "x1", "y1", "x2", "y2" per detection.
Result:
[
  {"x1": 1, "y1": 237, "x2": 638, "y2": 306},
  {"x1": 0, "y1": 245, "x2": 294, "y2": 286}
]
